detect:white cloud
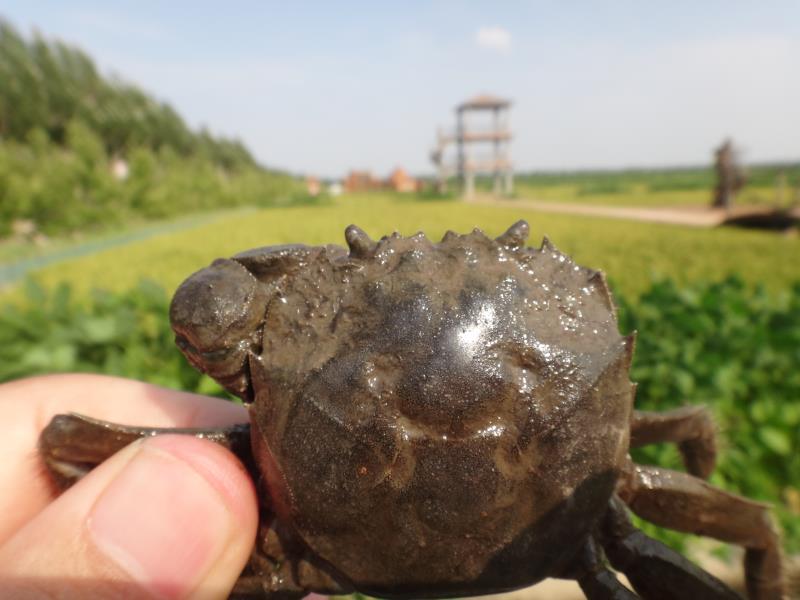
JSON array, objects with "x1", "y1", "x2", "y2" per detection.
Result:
[{"x1": 476, "y1": 26, "x2": 511, "y2": 53}]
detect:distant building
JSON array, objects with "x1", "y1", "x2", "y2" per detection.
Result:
[
  {"x1": 344, "y1": 171, "x2": 381, "y2": 193},
  {"x1": 387, "y1": 167, "x2": 418, "y2": 193},
  {"x1": 344, "y1": 169, "x2": 418, "y2": 193}
]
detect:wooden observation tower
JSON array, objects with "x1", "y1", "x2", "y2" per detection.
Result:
[{"x1": 431, "y1": 94, "x2": 513, "y2": 198}]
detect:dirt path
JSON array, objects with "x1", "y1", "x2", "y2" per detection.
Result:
[{"x1": 469, "y1": 196, "x2": 792, "y2": 228}]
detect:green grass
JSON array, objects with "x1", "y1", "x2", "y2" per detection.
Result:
[
  {"x1": 515, "y1": 182, "x2": 781, "y2": 207},
  {"x1": 512, "y1": 163, "x2": 800, "y2": 208},
  {"x1": 0, "y1": 206, "x2": 257, "y2": 267},
  {"x1": 5, "y1": 194, "x2": 798, "y2": 303}
]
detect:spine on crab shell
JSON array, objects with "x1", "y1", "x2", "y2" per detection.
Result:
[
  {"x1": 344, "y1": 224, "x2": 375, "y2": 258},
  {"x1": 623, "y1": 335, "x2": 638, "y2": 408},
  {"x1": 587, "y1": 270, "x2": 617, "y2": 318},
  {"x1": 622, "y1": 333, "x2": 636, "y2": 371},
  {"x1": 441, "y1": 230, "x2": 458, "y2": 242},
  {"x1": 496, "y1": 220, "x2": 530, "y2": 248},
  {"x1": 629, "y1": 382, "x2": 639, "y2": 411},
  {"x1": 470, "y1": 226, "x2": 491, "y2": 241}
]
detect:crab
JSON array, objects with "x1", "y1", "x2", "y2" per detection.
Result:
[{"x1": 40, "y1": 221, "x2": 785, "y2": 599}]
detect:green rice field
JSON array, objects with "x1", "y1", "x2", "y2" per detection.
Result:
[
  {"x1": 515, "y1": 183, "x2": 778, "y2": 207},
  {"x1": 6, "y1": 194, "x2": 798, "y2": 303},
  {"x1": 513, "y1": 163, "x2": 799, "y2": 207}
]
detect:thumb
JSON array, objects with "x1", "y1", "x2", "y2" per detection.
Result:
[{"x1": 0, "y1": 434, "x2": 258, "y2": 599}]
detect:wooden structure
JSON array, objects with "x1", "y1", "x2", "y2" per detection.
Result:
[{"x1": 431, "y1": 94, "x2": 513, "y2": 198}]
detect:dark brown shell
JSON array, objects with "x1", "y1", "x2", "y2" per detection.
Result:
[{"x1": 215, "y1": 224, "x2": 635, "y2": 596}]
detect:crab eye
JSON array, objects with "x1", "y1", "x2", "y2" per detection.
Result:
[
  {"x1": 170, "y1": 258, "x2": 264, "y2": 350},
  {"x1": 170, "y1": 259, "x2": 267, "y2": 399}
]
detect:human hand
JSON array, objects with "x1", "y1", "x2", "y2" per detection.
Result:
[{"x1": 0, "y1": 374, "x2": 259, "y2": 599}]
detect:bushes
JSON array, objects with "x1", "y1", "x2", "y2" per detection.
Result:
[
  {"x1": 0, "y1": 279, "x2": 218, "y2": 396},
  {"x1": 1, "y1": 277, "x2": 798, "y2": 550},
  {"x1": 618, "y1": 277, "x2": 800, "y2": 551},
  {"x1": 0, "y1": 20, "x2": 304, "y2": 237},
  {"x1": 0, "y1": 19, "x2": 254, "y2": 166},
  {"x1": 0, "y1": 123, "x2": 303, "y2": 236}
]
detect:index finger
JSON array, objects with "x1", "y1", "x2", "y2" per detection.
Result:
[{"x1": 0, "y1": 373, "x2": 248, "y2": 544}]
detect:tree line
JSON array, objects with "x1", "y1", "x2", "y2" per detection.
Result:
[
  {"x1": 0, "y1": 19, "x2": 254, "y2": 169},
  {"x1": 0, "y1": 19, "x2": 303, "y2": 237}
]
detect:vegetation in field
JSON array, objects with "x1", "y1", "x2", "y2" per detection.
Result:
[
  {"x1": 1, "y1": 276, "x2": 798, "y2": 553},
  {"x1": 0, "y1": 20, "x2": 304, "y2": 238},
  {"x1": 6, "y1": 195, "x2": 797, "y2": 303},
  {"x1": 517, "y1": 168, "x2": 712, "y2": 191},
  {"x1": 618, "y1": 278, "x2": 800, "y2": 553},
  {"x1": 0, "y1": 279, "x2": 211, "y2": 393},
  {"x1": 0, "y1": 125, "x2": 305, "y2": 237},
  {"x1": 513, "y1": 164, "x2": 800, "y2": 207},
  {"x1": 0, "y1": 206, "x2": 257, "y2": 267}
]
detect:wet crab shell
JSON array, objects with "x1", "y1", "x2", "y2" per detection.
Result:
[{"x1": 170, "y1": 222, "x2": 635, "y2": 597}]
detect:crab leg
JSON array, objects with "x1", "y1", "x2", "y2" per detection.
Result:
[
  {"x1": 39, "y1": 413, "x2": 352, "y2": 598},
  {"x1": 631, "y1": 407, "x2": 717, "y2": 479},
  {"x1": 229, "y1": 514, "x2": 353, "y2": 599},
  {"x1": 38, "y1": 412, "x2": 252, "y2": 490},
  {"x1": 596, "y1": 496, "x2": 742, "y2": 599},
  {"x1": 619, "y1": 463, "x2": 784, "y2": 600},
  {"x1": 578, "y1": 569, "x2": 640, "y2": 600},
  {"x1": 559, "y1": 537, "x2": 640, "y2": 599}
]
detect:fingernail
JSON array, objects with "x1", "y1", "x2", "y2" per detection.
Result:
[{"x1": 88, "y1": 436, "x2": 234, "y2": 599}]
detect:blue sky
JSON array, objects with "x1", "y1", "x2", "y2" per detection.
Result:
[{"x1": 4, "y1": 1, "x2": 799, "y2": 176}]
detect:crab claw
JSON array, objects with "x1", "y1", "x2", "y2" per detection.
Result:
[{"x1": 170, "y1": 258, "x2": 267, "y2": 402}]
